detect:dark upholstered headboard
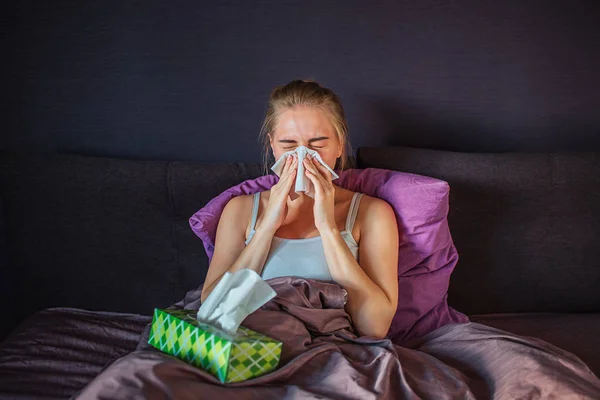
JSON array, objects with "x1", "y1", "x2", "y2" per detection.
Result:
[
  {"x1": 2, "y1": 147, "x2": 599, "y2": 341},
  {"x1": 358, "y1": 146, "x2": 600, "y2": 315}
]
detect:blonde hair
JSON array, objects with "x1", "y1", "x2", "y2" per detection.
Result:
[{"x1": 259, "y1": 79, "x2": 351, "y2": 175}]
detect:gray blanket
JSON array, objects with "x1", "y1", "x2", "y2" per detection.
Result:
[{"x1": 75, "y1": 277, "x2": 600, "y2": 399}]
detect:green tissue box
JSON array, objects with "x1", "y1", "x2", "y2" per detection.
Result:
[{"x1": 148, "y1": 308, "x2": 282, "y2": 383}]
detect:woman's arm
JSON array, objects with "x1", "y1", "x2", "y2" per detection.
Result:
[
  {"x1": 303, "y1": 156, "x2": 399, "y2": 339},
  {"x1": 320, "y1": 198, "x2": 399, "y2": 339},
  {"x1": 200, "y1": 196, "x2": 277, "y2": 303},
  {"x1": 201, "y1": 154, "x2": 298, "y2": 303}
]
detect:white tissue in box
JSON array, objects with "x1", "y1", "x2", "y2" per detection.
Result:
[{"x1": 197, "y1": 269, "x2": 277, "y2": 334}]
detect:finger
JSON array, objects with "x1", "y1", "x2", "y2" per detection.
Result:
[
  {"x1": 278, "y1": 156, "x2": 297, "y2": 188},
  {"x1": 284, "y1": 155, "x2": 298, "y2": 177},
  {"x1": 304, "y1": 166, "x2": 328, "y2": 198},
  {"x1": 274, "y1": 157, "x2": 293, "y2": 188},
  {"x1": 312, "y1": 157, "x2": 332, "y2": 180},
  {"x1": 303, "y1": 156, "x2": 327, "y2": 185},
  {"x1": 276, "y1": 171, "x2": 297, "y2": 203},
  {"x1": 276, "y1": 157, "x2": 290, "y2": 179},
  {"x1": 280, "y1": 154, "x2": 293, "y2": 175},
  {"x1": 304, "y1": 164, "x2": 325, "y2": 195}
]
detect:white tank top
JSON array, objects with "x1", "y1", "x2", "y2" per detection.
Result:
[{"x1": 244, "y1": 192, "x2": 363, "y2": 281}]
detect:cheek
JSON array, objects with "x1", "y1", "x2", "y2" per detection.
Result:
[
  {"x1": 271, "y1": 144, "x2": 286, "y2": 161},
  {"x1": 314, "y1": 149, "x2": 337, "y2": 168}
]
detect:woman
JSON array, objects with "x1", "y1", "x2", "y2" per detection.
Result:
[{"x1": 200, "y1": 80, "x2": 399, "y2": 339}]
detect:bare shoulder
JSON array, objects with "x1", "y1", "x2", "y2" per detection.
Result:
[
  {"x1": 218, "y1": 194, "x2": 257, "y2": 235},
  {"x1": 221, "y1": 193, "x2": 254, "y2": 217},
  {"x1": 220, "y1": 192, "x2": 268, "y2": 240},
  {"x1": 356, "y1": 194, "x2": 397, "y2": 229},
  {"x1": 360, "y1": 194, "x2": 394, "y2": 214}
]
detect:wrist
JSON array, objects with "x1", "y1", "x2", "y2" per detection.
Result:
[
  {"x1": 319, "y1": 225, "x2": 340, "y2": 239},
  {"x1": 254, "y1": 223, "x2": 277, "y2": 238}
]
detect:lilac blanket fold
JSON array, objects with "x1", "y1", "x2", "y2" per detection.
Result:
[{"x1": 75, "y1": 278, "x2": 600, "y2": 399}]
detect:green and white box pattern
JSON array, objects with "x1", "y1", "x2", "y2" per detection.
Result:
[{"x1": 148, "y1": 308, "x2": 282, "y2": 383}]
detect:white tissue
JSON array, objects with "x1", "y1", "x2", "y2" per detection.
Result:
[
  {"x1": 196, "y1": 269, "x2": 276, "y2": 334},
  {"x1": 270, "y1": 146, "x2": 339, "y2": 198}
]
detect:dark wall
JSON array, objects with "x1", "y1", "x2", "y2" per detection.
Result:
[{"x1": 2, "y1": 1, "x2": 599, "y2": 162}]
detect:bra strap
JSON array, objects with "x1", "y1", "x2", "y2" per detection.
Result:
[
  {"x1": 249, "y1": 192, "x2": 260, "y2": 233},
  {"x1": 345, "y1": 193, "x2": 363, "y2": 233}
]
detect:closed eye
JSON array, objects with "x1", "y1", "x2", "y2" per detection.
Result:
[
  {"x1": 283, "y1": 145, "x2": 324, "y2": 150},
  {"x1": 279, "y1": 136, "x2": 329, "y2": 150}
]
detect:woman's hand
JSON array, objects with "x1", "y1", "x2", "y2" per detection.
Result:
[
  {"x1": 303, "y1": 155, "x2": 337, "y2": 232},
  {"x1": 260, "y1": 154, "x2": 298, "y2": 232}
]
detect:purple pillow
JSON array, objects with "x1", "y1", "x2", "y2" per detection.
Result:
[{"x1": 189, "y1": 168, "x2": 468, "y2": 344}]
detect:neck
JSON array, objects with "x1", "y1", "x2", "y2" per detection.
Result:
[{"x1": 286, "y1": 191, "x2": 313, "y2": 212}]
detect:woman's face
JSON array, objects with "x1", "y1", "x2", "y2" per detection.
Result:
[{"x1": 270, "y1": 106, "x2": 342, "y2": 169}]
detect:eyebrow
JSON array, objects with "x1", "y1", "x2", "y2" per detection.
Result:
[{"x1": 278, "y1": 136, "x2": 330, "y2": 144}]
